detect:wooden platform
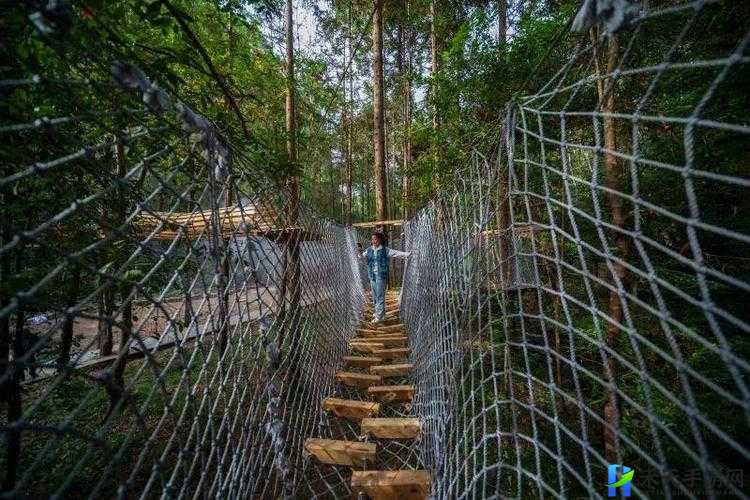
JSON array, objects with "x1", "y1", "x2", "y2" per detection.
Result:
[
  {"x1": 304, "y1": 438, "x2": 377, "y2": 466},
  {"x1": 361, "y1": 418, "x2": 421, "y2": 439},
  {"x1": 336, "y1": 371, "x2": 383, "y2": 388},
  {"x1": 322, "y1": 398, "x2": 380, "y2": 421},
  {"x1": 352, "y1": 219, "x2": 404, "y2": 229},
  {"x1": 370, "y1": 363, "x2": 412, "y2": 377},
  {"x1": 368, "y1": 384, "x2": 415, "y2": 402},
  {"x1": 351, "y1": 470, "x2": 431, "y2": 500},
  {"x1": 304, "y1": 288, "x2": 430, "y2": 498}
]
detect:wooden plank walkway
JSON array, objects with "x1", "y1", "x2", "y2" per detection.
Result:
[{"x1": 303, "y1": 289, "x2": 430, "y2": 499}]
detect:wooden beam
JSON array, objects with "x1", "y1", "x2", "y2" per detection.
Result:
[
  {"x1": 304, "y1": 438, "x2": 377, "y2": 466},
  {"x1": 323, "y1": 398, "x2": 380, "y2": 421},
  {"x1": 352, "y1": 219, "x2": 404, "y2": 229},
  {"x1": 361, "y1": 418, "x2": 421, "y2": 439},
  {"x1": 367, "y1": 384, "x2": 415, "y2": 402},
  {"x1": 372, "y1": 348, "x2": 410, "y2": 360},
  {"x1": 336, "y1": 371, "x2": 383, "y2": 388},
  {"x1": 343, "y1": 356, "x2": 382, "y2": 369},
  {"x1": 370, "y1": 363, "x2": 412, "y2": 377},
  {"x1": 351, "y1": 470, "x2": 431, "y2": 500}
]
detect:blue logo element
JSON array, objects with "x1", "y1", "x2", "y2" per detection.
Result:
[{"x1": 607, "y1": 464, "x2": 634, "y2": 497}]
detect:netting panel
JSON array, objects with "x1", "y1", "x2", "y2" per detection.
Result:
[
  {"x1": 0, "y1": 6, "x2": 365, "y2": 498},
  {"x1": 401, "y1": 2, "x2": 750, "y2": 498}
]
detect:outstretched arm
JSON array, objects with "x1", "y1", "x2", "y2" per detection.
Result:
[{"x1": 387, "y1": 248, "x2": 411, "y2": 259}]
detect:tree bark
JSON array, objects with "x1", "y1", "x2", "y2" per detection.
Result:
[
  {"x1": 345, "y1": 2, "x2": 354, "y2": 225},
  {"x1": 498, "y1": 0, "x2": 507, "y2": 46},
  {"x1": 279, "y1": 0, "x2": 302, "y2": 349},
  {"x1": 594, "y1": 29, "x2": 626, "y2": 466},
  {"x1": 430, "y1": 0, "x2": 439, "y2": 131},
  {"x1": 372, "y1": 0, "x2": 387, "y2": 221},
  {"x1": 401, "y1": 3, "x2": 414, "y2": 219},
  {"x1": 58, "y1": 263, "x2": 81, "y2": 371}
]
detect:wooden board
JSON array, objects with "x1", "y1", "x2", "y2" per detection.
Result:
[
  {"x1": 343, "y1": 356, "x2": 382, "y2": 369},
  {"x1": 352, "y1": 219, "x2": 404, "y2": 229},
  {"x1": 377, "y1": 324, "x2": 406, "y2": 334},
  {"x1": 322, "y1": 398, "x2": 380, "y2": 421},
  {"x1": 373, "y1": 348, "x2": 410, "y2": 361},
  {"x1": 354, "y1": 337, "x2": 406, "y2": 348},
  {"x1": 351, "y1": 470, "x2": 431, "y2": 500},
  {"x1": 367, "y1": 384, "x2": 415, "y2": 402},
  {"x1": 361, "y1": 418, "x2": 421, "y2": 439},
  {"x1": 370, "y1": 363, "x2": 413, "y2": 377},
  {"x1": 356, "y1": 335, "x2": 407, "y2": 344},
  {"x1": 357, "y1": 328, "x2": 392, "y2": 337},
  {"x1": 350, "y1": 342, "x2": 386, "y2": 354},
  {"x1": 336, "y1": 371, "x2": 383, "y2": 388},
  {"x1": 304, "y1": 438, "x2": 377, "y2": 467}
]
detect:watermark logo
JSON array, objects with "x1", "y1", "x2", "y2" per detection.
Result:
[{"x1": 608, "y1": 464, "x2": 634, "y2": 497}]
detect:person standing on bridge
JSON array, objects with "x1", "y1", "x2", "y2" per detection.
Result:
[{"x1": 360, "y1": 232, "x2": 410, "y2": 324}]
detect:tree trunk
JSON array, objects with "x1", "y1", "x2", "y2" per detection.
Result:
[
  {"x1": 594, "y1": 29, "x2": 626, "y2": 466},
  {"x1": 498, "y1": 0, "x2": 507, "y2": 46},
  {"x1": 401, "y1": 3, "x2": 414, "y2": 219},
  {"x1": 372, "y1": 0, "x2": 387, "y2": 221},
  {"x1": 58, "y1": 263, "x2": 81, "y2": 371},
  {"x1": 98, "y1": 282, "x2": 114, "y2": 355},
  {"x1": 280, "y1": 0, "x2": 301, "y2": 349},
  {"x1": 345, "y1": 3, "x2": 354, "y2": 225},
  {"x1": 285, "y1": 0, "x2": 298, "y2": 214},
  {"x1": 430, "y1": 0, "x2": 439, "y2": 131}
]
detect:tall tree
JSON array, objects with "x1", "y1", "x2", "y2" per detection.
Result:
[
  {"x1": 372, "y1": 0, "x2": 387, "y2": 221},
  {"x1": 285, "y1": 0, "x2": 298, "y2": 207},
  {"x1": 345, "y1": 2, "x2": 354, "y2": 224},
  {"x1": 399, "y1": 3, "x2": 414, "y2": 219},
  {"x1": 498, "y1": 0, "x2": 507, "y2": 46}
]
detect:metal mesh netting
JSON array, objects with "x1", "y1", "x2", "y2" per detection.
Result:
[{"x1": 401, "y1": 1, "x2": 750, "y2": 498}]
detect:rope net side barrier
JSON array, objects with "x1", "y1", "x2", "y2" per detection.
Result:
[
  {"x1": 1, "y1": 4, "x2": 367, "y2": 498},
  {"x1": 401, "y1": 1, "x2": 750, "y2": 498},
  {"x1": 1, "y1": 0, "x2": 749, "y2": 499}
]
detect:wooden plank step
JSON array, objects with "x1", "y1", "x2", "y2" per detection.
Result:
[
  {"x1": 336, "y1": 371, "x2": 383, "y2": 388},
  {"x1": 351, "y1": 470, "x2": 431, "y2": 500},
  {"x1": 373, "y1": 348, "x2": 410, "y2": 360},
  {"x1": 323, "y1": 397, "x2": 380, "y2": 421},
  {"x1": 354, "y1": 337, "x2": 407, "y2": 348},
  {"x1": 378, "y1": 324, "x2": 406, "y2": 333},
  {"x1": 343, "y1": 356, "x2": 382, "y2": 368},
  {"x1": 358, "y1": 328, "x2": 394, "y2": 337},
  {"x1": 304, "y1": 438, "x2": 376, "y2": 467},
  {"x1": 350, "y1": 342, "x2": 385, "y2": 354},
  {"x1": 361, "y1": 418, "x2": 421, "y2": 439},
  {"x1": 370, "y1": 363, "x2": 412, "y2": 377},
  {"x1": 368, "y1": 384, "x2": 415, "y2": 402},
  {"x1": 357, "y1": 333, "x2": 405, "y2": 340}
]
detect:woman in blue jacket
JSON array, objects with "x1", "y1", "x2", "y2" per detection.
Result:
[{"x1": 360, "y1": 232, "x2": 410, "y2": 324}]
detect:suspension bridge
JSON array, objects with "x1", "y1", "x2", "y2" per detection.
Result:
[{"x1": 1, "y1": 0, "x2": 749, "y2": 498}]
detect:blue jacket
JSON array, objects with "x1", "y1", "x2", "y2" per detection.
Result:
[{"x1": 366, "y1": 246, "x2": 389, "y2": 282}]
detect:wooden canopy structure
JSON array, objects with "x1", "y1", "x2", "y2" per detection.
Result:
[
  {"x1": 352, "y1": 219, "x2": 403, "y2": 229},
  {"x1": 133, "y1": 204, "x2": 314, "y2": 242}
]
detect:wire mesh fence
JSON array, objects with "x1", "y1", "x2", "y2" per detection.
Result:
[{"x1": 401, "y1": 1, "x2": 750, "y2": 498}]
